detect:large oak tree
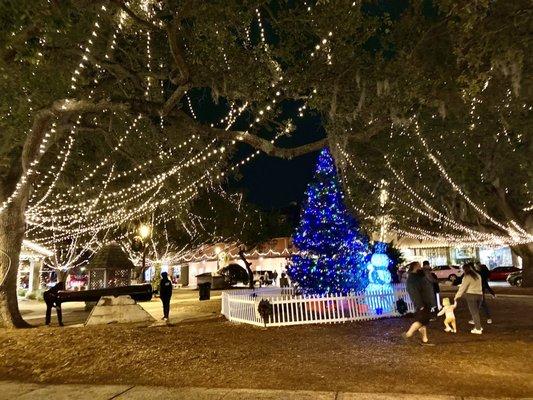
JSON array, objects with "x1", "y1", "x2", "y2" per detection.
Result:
[{"x1": 1, "y1": 0, "x2": 531, "y2": 328}]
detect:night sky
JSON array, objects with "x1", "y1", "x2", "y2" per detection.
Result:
[
  {"x1": 189, "y1": 90, "x2": 326, "y2": 210},
  {"x1": 232, "y1": 103, "x2": 325, "y2": 209},
  {"x1": 235, "y1": 149, "x2": 320, "y2": 209},
  {"x1": 186, "y1": 1, "x2": 411, "y2": 211}
]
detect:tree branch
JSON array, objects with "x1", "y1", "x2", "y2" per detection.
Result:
[
  {"x1": 22, "y1": 99, "x2": 129, "y2": 174},
  {"x1": 347, "y1": 120, "x2": 389, "y2": 143},
  {"x1": 166, "y1": 18, "x2": 190, "y2": 85},
  {"x1": 109, "y1": 0, "x2": 161, "y2": 30},
  {"x1": 200, "y1": 125, "x2": 327, "y2": 159},
  {"x1": 161, "y1": 84, "x2": 191, "y2": 116}
]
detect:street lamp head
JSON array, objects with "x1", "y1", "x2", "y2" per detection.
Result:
[{"x1": 139, "y1": 223, "x2": 151, "y2": 239}]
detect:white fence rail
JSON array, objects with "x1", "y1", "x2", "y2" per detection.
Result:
[{"x1": 221, "y1": 284, "x2": 414, "y2": 327}]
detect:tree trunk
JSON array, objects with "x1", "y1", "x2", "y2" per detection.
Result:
[
  {"x1": 0, "y1": 197, "x2": 30, "y2": 328},
  {"x1": 57, "y1": 269, "x2": 69, "y2": 283},
  {"x1": 511, "y1": 243, "x2": 533, "y2": 288},
  {"x1": 238, "y1": 250, "x2": 254, "y2": 290}
]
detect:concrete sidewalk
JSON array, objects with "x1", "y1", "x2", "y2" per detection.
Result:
[
  {"x1": 18, "y1": 290, "x2": 221, "y2": 327},
  {"x1": 1, "y1": 382, "x2": 530, "y2": 400}
]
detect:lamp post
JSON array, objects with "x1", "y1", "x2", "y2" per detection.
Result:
[{"x1": 139, "y1": 223, "x2": 151, "y2": 283}]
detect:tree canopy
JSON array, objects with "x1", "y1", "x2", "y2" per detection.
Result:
[{"x1": 0, "y1": 0, "x2": 532, "y2": 327}]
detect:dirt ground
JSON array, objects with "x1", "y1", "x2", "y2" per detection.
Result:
[{"x1": 1, "y1": 296, "x2": 532, "y2": 398}]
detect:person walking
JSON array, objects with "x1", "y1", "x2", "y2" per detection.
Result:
[
  {"x1": 279, "y1": 272, "x2": 289, "y2": 288},
  {"x1": 431, "y1": 271, "x2": 441, "y2": 309},
  {"x1": 389, "y1": 263, "x2": 400, "y2": 284},
  {"x1": 403, "y1": 261, "x2": 435, "y2": 345},
  {"x1": 476, "y1": 263, "x2": 496, "y2": 324},
  {"x1": 43, "y1": 281, "x2": 65, "y2": 327},
  {"x1": 272, "y1": 271, "x2": 278, "y2": 286},
  {"x1": 159, "y1": 271, "x2": 173, "y2": 321},
  {"x1": 422, "y1": 260, "x2": 438, "y2": 312},
  {"x1": 454, "y1": 262, "x2": 484, "y2": 334}
]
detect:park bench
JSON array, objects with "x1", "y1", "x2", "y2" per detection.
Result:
[{"x1": 56, "y1": 283, "x2": 153, "y2": 304}]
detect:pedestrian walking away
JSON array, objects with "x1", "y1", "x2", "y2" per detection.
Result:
[
  {"x1": 476, "y1": 263, "x2": 496, "y2": 324},
  {"x1": 159, "y1": 271, "x2": 173, "y2": 321},
  {"x1": 454, "y1": 262, "x2": 484, "y2": 334},
  {"x1": 422, "y1": 260, "x2": 438, "y2": 312},
  {"x1": 43, "y1": 281, "x2": 65, "y2": 326},
  {"x1": 403, "y1": 261, "x2": 435, "y2": 345},
  {"x1": 279, "y1": 272, "x2": 290, "y2": 288}
]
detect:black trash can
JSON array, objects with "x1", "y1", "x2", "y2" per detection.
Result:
[{"x1": 198, "y1": 282, "x2": 211, "y2": 301}]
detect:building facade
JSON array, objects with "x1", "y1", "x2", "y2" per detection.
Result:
[
  {"x1": 178, "y1": 237, "x2": 295, "y2": 288},
  {"x1": 395, "y1": 237, "x2": 519, "y2": 269},
  {"x1": 176, "y1": 235, "x2": 520, "y2": 289},
  {"x1": 17, "y1": 240, "x2": 54, "y2": 296}
]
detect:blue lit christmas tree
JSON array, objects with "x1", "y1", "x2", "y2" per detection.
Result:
[{"x1": 287, "y1": 148, "x2": 369, "y2": 295}]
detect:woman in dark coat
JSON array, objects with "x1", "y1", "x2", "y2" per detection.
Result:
[{"x1": 403, "y1": 262, "x2": 435, "y2": 344}]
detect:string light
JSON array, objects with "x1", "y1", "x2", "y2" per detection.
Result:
[
  {"x1": 0, "y1": 8, "x2": 107, "y2": 215},
  {"x1": 26, "y1": 2, "x2": 303, "y2": 253},
  {"x1": 411, "y1": 118, "x2": 528, "y2": 237},
  {"x1": 339, "y1": 147, "x2": 532, "y2": 247}
]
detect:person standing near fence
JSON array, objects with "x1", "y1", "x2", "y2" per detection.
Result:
[
  {"x1": 159, "y1": 271, "x2": 173, "y2": 321},
  {"x1": 403, "y1": 261, "x2": 435, "y2": 345},
  {"x1": 279, "y1": 272, "x2": 289, "y2": 288},
  {"x1": 454, "y1": 262, "x2": 484, "y2": 334}
]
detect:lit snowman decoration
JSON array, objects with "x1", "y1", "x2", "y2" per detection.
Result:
[
  {"x1": 365, "y1": 242, "x2": 393, "y2": 314},
  {"x1": 367, "y1": 242, "x2": 392, "y2": 287}
]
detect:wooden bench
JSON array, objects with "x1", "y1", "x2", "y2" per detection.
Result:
[{"x1": 57, "y1": 284, "x2": 153, "y2": 304}]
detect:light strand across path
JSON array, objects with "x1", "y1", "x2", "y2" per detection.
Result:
[
  {"x1": 0, "y1": 8, "x2": 108, "y2": 215},
  {"x1": 411, "y1": 118, "x2": 525, "y2": 236},
  {"x1": 339, "y1": 146, "x2": 532, "y2": 247},
  {"x1": 26, "y1": 4, "x2": 296, "y2": 252}
]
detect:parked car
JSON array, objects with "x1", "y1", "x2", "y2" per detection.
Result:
[
  {"x1": 431, "y1": 265, "x2": 463, "y2": 282},
  {"x1": 506, "y1": 270, "x2": 523, "y2": 287},
  {"x1": 488, "y1": 266, "x2": 520, "y2": 281}
]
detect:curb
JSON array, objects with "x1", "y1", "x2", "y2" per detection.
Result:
[{"x1": 1, "y1": 382, "x2": 531, "y2": 400}]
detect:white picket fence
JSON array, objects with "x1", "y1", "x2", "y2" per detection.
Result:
[{"x1": 221, "y1": 283, "x2": 414, "y2": 327}]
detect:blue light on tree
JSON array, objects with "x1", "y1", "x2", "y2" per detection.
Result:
[{"x1": 287, "y1": 148, "x2": 369, "y2": 295}]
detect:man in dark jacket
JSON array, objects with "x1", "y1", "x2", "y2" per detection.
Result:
[
  {"x1": 422, "y1": 260, "x2": 439, "y2": 311},
  {"x1": 403, "y1": 262, "x2": 434, "y2": 344},
  {"x1": 159, "y1": 272, "x2": 173, "y2": 321},
  {"x1": 476, "y1": 263, "x2": 496, "y2": 323},
  {"x1": 43, "y1": 282, "x2": 65, "y2": 326}
]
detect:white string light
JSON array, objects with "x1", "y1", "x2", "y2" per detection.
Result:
[{"x1": 0, "y1": 8, "x2": 108, "y2": 215}]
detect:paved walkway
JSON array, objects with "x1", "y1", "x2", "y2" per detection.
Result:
[
  {"x1": 1, "y1": 382, "x2": 529, "y2": 400},
  {"x1": 18, "y1": 288, "x2": 222, "y2": 327}
]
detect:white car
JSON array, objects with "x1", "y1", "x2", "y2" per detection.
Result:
[{"x1": 431, "y1": 265, "x2": 462, "y2": 282}]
